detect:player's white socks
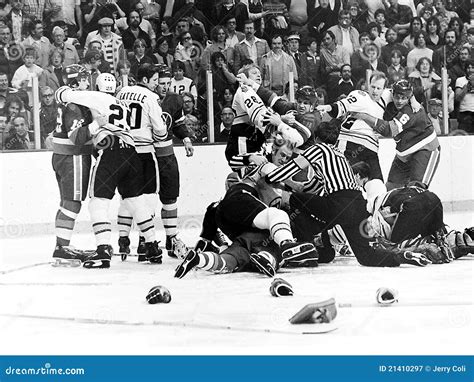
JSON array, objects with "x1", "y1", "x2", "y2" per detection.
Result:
[
  {"x1": 55, "y1": 200, "x2": 81, "y2": 246},
  {"x1": 161, "y1": 202, "x2": 178, "y2": 238},
  {"x1": 253, "y1": 207, "x2": 293, "y2": 246},
  {"x1": 89, "y1": 197, "x2": 112, "y2": 246},
  {"x1": 122, "y1": 196, "x2": 156, "y2": 242},
  {"x1": 117, "y1": 200, "x2": 133, "y2": 238},
  {"x1": 365, "y1": 179, "x2": 387, "y2": 213}
]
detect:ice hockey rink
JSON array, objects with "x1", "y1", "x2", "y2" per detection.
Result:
[{"x1": 0, "y1": 140, "x2": 473, "y2": 356}]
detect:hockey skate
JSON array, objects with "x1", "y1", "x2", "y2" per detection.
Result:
[
  {"x1": 83, "y1": 245, "x2": 112, "y2": 269},
  {"x1": 174, "y1": 249, "x2": 200, "y2": 279},
  {"x1": 280, "y1": 241, "x2": 318, "y2": 267},
  {"x1": 214, "y1": 229, "x2": 229, "y2": 249},
  {"x1": 145, "y1": 241, "x2": 163, "y2": 264},
  {"x1": 434, "y1": 229, "x2": 455, "y2": 262},
  {"x1": 250, "y1": 251, "x2": 277, "y2": 277},
  {"x1": 118, "y1": 236, "x2": 131, "y2": 261},
  {"x1": 399, "y1": 251, "x2": 431, "y2": 267},
  {"x1": 166, "y1": 235, "x2": 187, "y2": 259},
  {"x1": 137, "y1": 236, "x2": 146, "y2": 261},
  {"x1": 51, "y1": 246, "x2": 89, "y2": 267},
  {"x1": 195, "y1": 238, "x2": 219, "y2": 253}
]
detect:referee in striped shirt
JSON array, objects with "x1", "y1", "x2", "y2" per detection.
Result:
[{"x1": 265, "y1": 119, "x2": 430, "y2": 267}]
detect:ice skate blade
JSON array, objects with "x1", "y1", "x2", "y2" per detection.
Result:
[
  {"x1": 51, "y1": 259, "x2": 82, "y2": 267},
  {"x1": 83, "y1": 259, "x2": 111, "y2": 269}
]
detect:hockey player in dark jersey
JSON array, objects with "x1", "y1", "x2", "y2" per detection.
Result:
[
  {"x1": 174, "y1": 135, "x2": 319, "y2": 279},
  {"x1": 154, "y1": 65, "x2": 194, "y2": 258},
  {"x1": 51, "y1": 64, "x2": 94, "y2": 266},
  {"x1": 56, "y1": 73, "x2": 162, "y2": 268},
  {"x1": 351, "y1": 80, "x2": 441, "y2": 191}
]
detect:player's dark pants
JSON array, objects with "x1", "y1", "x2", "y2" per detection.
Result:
[
  {"x1": 391, "y1": 190, "x2": 444, "y2": 243},
  {"x1": 343, "y1": 142, "x2": 383, "y2": 181},
  {"x1": 387, "y1": 147, "x2": 440, "y2": 190},
  {"x1": 290, "y1": 190, "x2": 400, "y2": 267},
  {"x1": 222, "y1": 231, "x2": 281, "y2": 272},
  {"x1": 156, "y1": 154, "x2": 180, "y2": 202},
  {"x1": 52, "y1": 153, "x2": 91, "y2": 201}
]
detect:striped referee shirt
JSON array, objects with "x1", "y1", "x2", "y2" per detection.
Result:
[{"x1": 265, "y1": 143, "x2": 360, "y2": 195}]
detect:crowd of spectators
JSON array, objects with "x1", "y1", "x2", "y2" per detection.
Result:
[{"x1": 0, "y1": 0, "x2": 473, "y2": 150}]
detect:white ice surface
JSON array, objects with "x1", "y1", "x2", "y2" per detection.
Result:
[{"x1": 0, "y1": 212, "x2": 472, "y2": 356}]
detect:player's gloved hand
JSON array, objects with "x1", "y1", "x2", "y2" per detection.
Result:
[
  {"x1": 270, "y1": 278, "x2": 294, "y2": 297},
  {"x1": 376, "y1": 287, "x2": 399, "y2": 305},
  {"x1": 281, "y1": 112, "x2": 296, "y2": 126},
  {"x1": 95, "y1": 113, "x2": 108, "y2": 127},
  {"x1": 316, "y1": 104, "x2": 332, "y2": 113},
  {"x1": 249, "y1": 153, "x2": 268, "y2": 166},
  {"x1": 264, "y1": 109, "x2": 283, "y2": 127},
  {"x1": 183, "y1": 138, "x2": 194, "y2": 157}
]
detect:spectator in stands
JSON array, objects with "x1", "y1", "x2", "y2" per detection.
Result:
[
  {"x1": 0, "y1": 71, "x2": 27, "y2": 113},
  {"x1": 409, "y1": 56, "x2": 442, "y2": 107},
  {"x1": 142, "y1": 0, "x2": 160, "y2": 32},
  {"x1": 351, "y1": 32, "x2": 371, "y2": 82},
  {"x1": 224, "y1": 16, "x2": 244, "y2": 49},
  {"x1": 172, "y1": 0, "x2": 208, "y2": 40},
  {"x1": 240, "y1": 0, "x2": 268, "y2": 38},
  {"x1": 215, "y1": 106, "x2": 234, "y2": 143},
  {"x1": 22, "y1": 19, "x2": 51, "y2": 68},
  {"x1": 157, "y1": 17, "x2": 175, "y2": 52},
  {"x1": 448, "y1": 16, "x2": 465, "y2": 40},
  {"x1": 87, "y1": 40, "x2": 112, "y2": 73},
  {"x1": 133, "y1": 1, "x2": 156, "y2": 49},
  {"x1": 0, "y1": 24, "x2": 23, "y2": 83},
  {"x1": 51, "y1": 26, "x2": 79, "y2": 66},
  {"x1": 121, "y1": 10, "x2": 151, "y2": 52},
  {"x1": 86, "y1": 17, "x2": 124, "y2": 74},
  {"x1": 328, "y1": 9, "x2": 360, "y2": 56},
  {"x1": 365, "y1": 0, "x2": 385, "y2": 22},
  {"x1": 3, "y1": 115, "x2": 29, "y2": 150},
  {"x1": 426, "y1": 98, "x2": 443, "y2": 135},
  {"x1": 182, "y1": 91, "x2": 204, "y2": 126},
  {"x1": 0, "y1": 0, "x2": 12, "y2": 20},
  {"x1": 261, "y1": 34, "x2": 297, "y2": 96},
  {"x1": 360, "y1": 42, "x2": 388, "y2": 75},
  {"x1": 407, "y1": 31, "x2": 433, "y2": 74},
  {"x1": 286, "y1": 33, "x2": 313, "y2": 87},
  {"x1": 374, "y1": 8, "x2": 388, "y2": 43},
  {"x1": 39, "y1": 86, "x2": 56, "y2": 148},
  {"x1": 129, "y1": 38, "x2": 154, "y2": 78},
  {"x1": 201, "y1": 25, "x2": 234, "y2": 71},
  {"x1": 209, "y1": 51, "x2": 236, "y2": 100},
  {"x1": 262, "y1": 0, "x2": 290, "y2": 40},
  {"x1": 302, "y1": 37, "x2": 320, "y2": 87},
  {"x1": 366, "y1": 22, "x2": 386, "y2": 50},
  {"x1": 4, "y1": 0, "x2": 30, "y2": 43},
  {"x1": 432, "y1": 29, "x2": 458, "y2": 74},
  {"x1": 349, "y1": 1, "x2": 369, "y2": 33},
  {"x1": 153, "y1": 36, "x2": 174, "y2": 66},
  {"x1": 381, "y1": 27, "x2": 408, "y2": 66},
  {"x1": 384, "y1": 0, "x2": 412, "y2": 38},
  {"x1": 450, "y1": 47, "x2": 471, "y2": 83},
  {"x1": 39, "y1": 48, "x2": 65, "y2": 91},
  {"x1": 174, "y1": 31, "x2": 200, "y2": 80},
  {"x1": 170, "y1": 60, "x2": 197, "y2": 97},
  {"x1": 319, "y1": 30, "x2": 350, "y2": 89},
  {"x1": 455, "y1": 59, "x2": 474, "y2": 133},
  {"x1": 81, "y1": 49, "x2": 103, "y2": 89},
  {"x1": 387, "y1": 49, "x2": 407, "y2": 85},
  {"x1": 213, "y1": 0, "x2": 249, "y2": 32},
  {"x1": 419, "y1": 5, "x2": 435, "y2": 28},
  {"x1": 115, "y1": 2, "x2": 156, "y2": 50},
  {"x1": 233, "y1": 19, "x2": 269, "y2": 74},
  {"x1": 11, "y1": 46, "x2": 43, "y2": 90},
  {"x1": 47, "y1": 0, "x2": 84, "y2": 39},
  {"x1": 329, "y1": 63, "x2": 354, "y2": 102},
  {"x1": 434, "y1": 0, "x2": 459, "y2": 34},
  {"x1": 403, "y1": 17, "x2": 423, "y2": 51},
  {"x1": 219, "y1": 87, "x2": 234, "y2": 110},
  {"x1": 416, "y1": 0, "x2": 434, "y2": 16},
  {"x1": 425, "y1": 16, "x2": 443, "y2": 49},
  {"x1": 115, "y1": 59, "x2": 136, "y2": 93}
]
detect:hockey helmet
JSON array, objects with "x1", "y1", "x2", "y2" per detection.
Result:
[
  {"x1": 96, "y1": 72, "x2": 117, "y2": 94},
  {"x1": 62, "y1": 64, "x2": 89, "y2": 87},
  {"x1": 295, "y1": 86, "x2": 317, "y2": 103},
  {"x1": 392, "y1": 80, "x2": 413, "y2": 98}
]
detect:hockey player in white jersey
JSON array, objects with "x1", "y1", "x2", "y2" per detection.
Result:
[
  {"x1": 55, "y1": 73, "x2": 162, "y2": 268},
  {"x1": 115, "y1": 63, "x2": 168, "y2": 261}
]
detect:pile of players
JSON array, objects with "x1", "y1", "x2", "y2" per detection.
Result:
[{"x1": 49, "y1": 60, "x2": 474, "y2": 274}]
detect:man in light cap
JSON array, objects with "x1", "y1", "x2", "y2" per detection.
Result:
[
  {"x1": 84, "y1": 17, "x2": 124, "y2": 75},
  {"x1": 285, "y1": 32, "x2": 312, "y2": 87}
]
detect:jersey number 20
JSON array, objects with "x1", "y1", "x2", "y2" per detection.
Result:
[{"x1": 109, "y1": 103, "x2": 143, "y2": 130}]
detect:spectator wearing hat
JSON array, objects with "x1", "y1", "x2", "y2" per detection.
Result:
[
  {"x1": 47, "y1": 0, "x2": 84, "y2": 39},
  {"x1": 85, "y1": 17, "x2": 124, "y2": 74},
  {"x1": 120, "y1": 10, "x2": 151, "y2": 52},
  {"x1": 261, "y1": 34, "x2": 297, "y2": 96},
  {"x1": 39, "y1": 48, "x2": 65, "y2": 91},
  {"x1": 427, "y1": 98, "x2": 443, "y2": 135},
  {"x1": 328, "y1": 9, "x2": 360, "y2": 56},
  {"x1": 285, "y1": 32, "x2": 313, "y2": 87},
  {"x1": 455, "y1": 59, "x2": 474, "y2": 133},
  {"x1": 22, "y1": 19, "x2": 52, "y2": 69},
  {"x1": 233, "y1": 19, "x2": 269, "y2": 74},
  {"x1": 51, "y1": 26, "x2": 79, "y2": 66}
]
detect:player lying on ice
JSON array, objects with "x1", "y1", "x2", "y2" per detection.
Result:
[
  {"x1": 174, "y1": 134, "x2": 319, "y2": 279},
  {"x1": 351, "y1": 161, "x2": 474, "y2": 263}
]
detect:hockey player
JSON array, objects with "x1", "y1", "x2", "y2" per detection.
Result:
[
  {"x1": 174, "y1": 135, "x2": 319, "y2": 279},
  {"x1": 51, "y1": 65, "x2": 94, "y2": 266},
  {"x1": 55, "y1": 73, "x2": 162, "y2": 268},
  {"x1": 265, "y1": 119, "x2": 432, "y2": 267},
  {"x1": 169, "y1": 61, "x2": 197, "y2": 98},
  {"x1": 350, "y1": 80, "x2": 440, "y2": 190},
  {"x1": 154, "y1": 65, "x2": 194, "y2": 258},
  {"x1": 115, "y1": 63, "x2": 168, "y2": 261}
]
